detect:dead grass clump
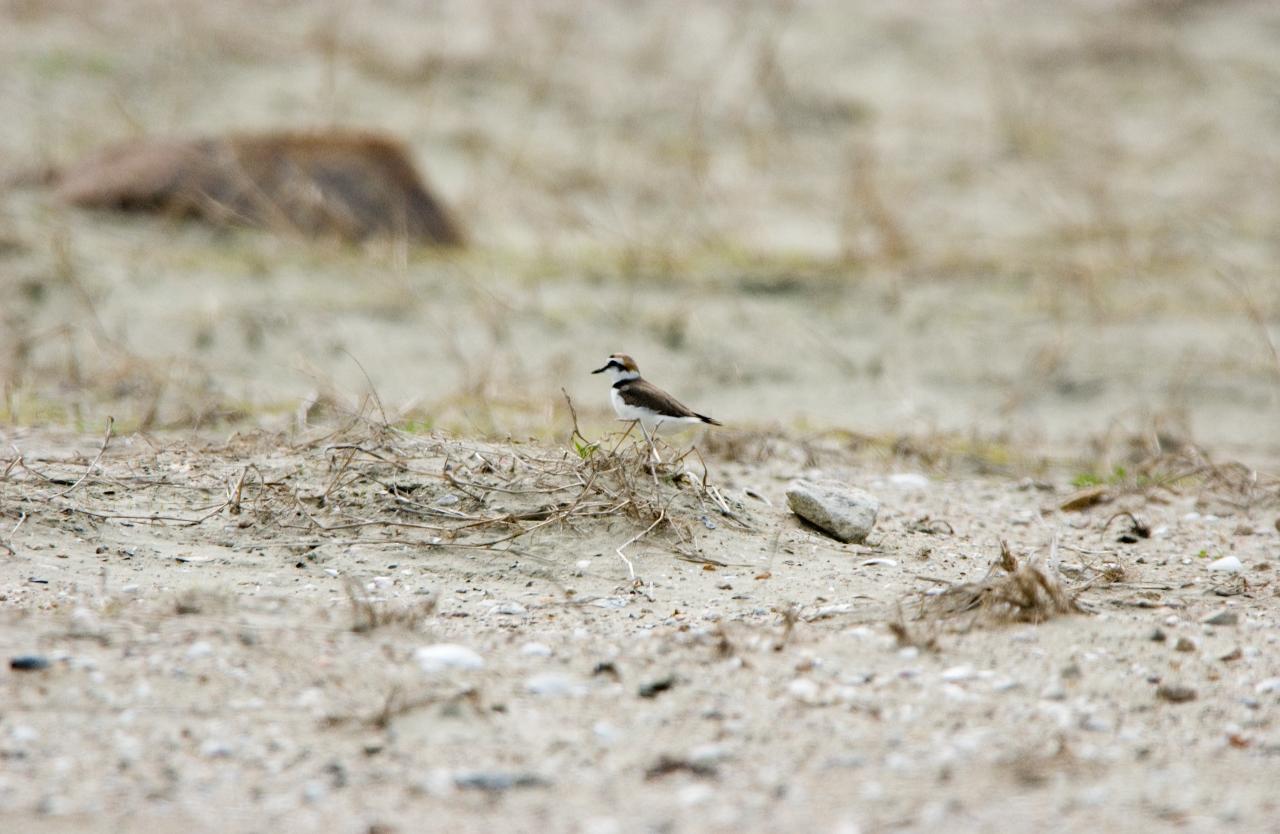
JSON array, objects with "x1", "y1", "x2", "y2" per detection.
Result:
[
  {"x1": 345, "y1": 580, "x2": 438, "y2": 633},
  {"x1": 1074, "y1": 419, "x2": 1279, "y2": 513},
  {"x1": 173, "y1": 588, "x2": 232, "y2": 617},
  {"x1": 1, "y1": 405, "x2": 747, "y2": 588},
  {"x1": 887, "y1": 607, "x2": 939, "y2": 653},
  {"x1": 916, "y1": 541, "x2": 1085, "y2": 626},
  {"x1": 56, "y1": 132, "x2": 465, "y2": 245}
]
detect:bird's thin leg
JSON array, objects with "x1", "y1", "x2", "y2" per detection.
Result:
[
  {"x1": 636, "y1": 422, "x2": 662, "y2": 488},
  {"x1": 638, "y1": 421, "x2": 661, "y2": 464}
]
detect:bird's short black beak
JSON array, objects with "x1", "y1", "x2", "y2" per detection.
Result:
[{"x1": 591, "y1": 364, "x2": 609, "y2": 374}]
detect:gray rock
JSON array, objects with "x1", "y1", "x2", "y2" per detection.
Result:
[
  {"x1": 1204, "y1": 610, "x2": 1239, "y2": 626},
  {"x1": 786, "y1": 479, "x2": 879, "y2": 543}
]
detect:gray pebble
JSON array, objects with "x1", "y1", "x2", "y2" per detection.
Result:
[{"x1": 785, "y1": 479, "x2": 879, "y2": 544}]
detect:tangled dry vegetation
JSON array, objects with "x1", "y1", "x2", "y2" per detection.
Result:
[
  {"x1": 0, "y1": 401, "x2": 753, "y2": 584},
  {"x1": 908, "y1": 539, "x2": 1087, "y2": 629},
  {"x1": 891, "y1": 437, "x2": 1280, "y2": 637}
]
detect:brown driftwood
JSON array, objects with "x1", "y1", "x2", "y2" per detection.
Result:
[{"x1": 56, "y1": 131, "x2": 464, "y2": 245}]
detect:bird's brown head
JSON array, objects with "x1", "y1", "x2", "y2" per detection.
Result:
[{"x1": 591, "y1": 353, "x2": 640, "y2": 377}]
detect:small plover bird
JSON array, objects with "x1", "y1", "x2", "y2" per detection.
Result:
[{"x1": 591, "y1": 353, "x2": 721, "y2": 461}]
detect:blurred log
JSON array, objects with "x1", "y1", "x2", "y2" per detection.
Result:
[{"x1": 56, "y1": 131, "x2": 464, "y2": 245}]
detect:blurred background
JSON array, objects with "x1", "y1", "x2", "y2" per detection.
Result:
[{"x1": 1, "y1": 0, "x2": 1277, "y2": 461}]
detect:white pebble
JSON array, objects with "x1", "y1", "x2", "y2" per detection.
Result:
[
  {"x1": 10, "y1": 725, "x2": 38, "y2": 743},
  {"x1": 592, "y1": 721, "x2": 620, "y2": 745},
  {"x1": 519, "y1": 642, "x2": 552, "y2": 657},
  {"x1": 1255, "y1": 677, "x2": 1280, "y2": 694},
  {"x1": 185, "y1": 641, "x2": 213, "y2": 660},
  {"x1": 788, "y1": 678, "x2": 822, "y2": 703},
  {"x1": 688, "y1": 743, "x2": 732, "y2": 767},
  {"x1": 525, "y1": 673, "x2": 582, "y2": 697},
  {"x1": 941, "y1": 665, "x2": 975, "y2": 683},
  {"x1": 1208, "y1": 556, "x2": 1242, "y2": 573},
  {"x1": 414, "y1": 644, "x2": 484, "y2": 674},
  {"x1": 678, "y1": 783, "x2": 715, "y2": 807},
  {"x1": 861, "y1": 558, "x2": 897, "y2": 567},
  {"x1": 200, "y1": 739, "x2": 234, "y2": 758},
  {"x1": 888, "y1": 473, "x2": 930, "y2": 490}
]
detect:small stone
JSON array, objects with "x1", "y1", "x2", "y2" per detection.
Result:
[
  {"x1": 678, "y1": 784, "x2": 715, "y2": 807},
  {"x1": 638, "y1": 674, "x2": 677, "y2": 698},
  {"x1": 10, "y1": 725, "x2": 38, "y2": 743},
  {"x1": 785, "y1": 480, "x2": 879, "y2": 544},
  {"x1": 9, "y1": 655, "x2": 51, "y2": 671},
  {"x1": 1204, "y1": 610, "x2": 1238, "y2": 626},
  {"x1": 524, "y1": 673, "x2": 581, "y2": 697},
  {"x1": 1255, "y1": 677, "x2": 1280, "y2": 694},
  {"x1": 788, "y1": 678, "x2": 822, "y2": 703},
  {"x1": 1174, "y1": 637, "x2": 1197, "y2": 653},
  {"x1": 200, "y1": 739, "x2": 235, "y2": 758},
  {"x1": 1040, "y1": 683, "x2": 1067, "y2": 701},
  {"x1": 592, "y1": 661, "x2": 620, "y2": 680},
  {"x1": 489, "y1": 601, "x2": 527, "y2": 616},
  {"x1": 414, "y1": 644, "x2": 484, "y2": 674},
  {"x1": 185, "y1": 641, "x2": 214, "y2": 660},
  {"x1": 1208, "y1": 556, "x2": 1242, "y2": 573},
  {"x1": 519, "y1": 642, "x2": 552, "y2": 657},
  {"x1": 687, "y1": 743, "x2": 732, "y2": 768},
  {"x1": 1156, "y1": 684, "x2": 1197, "y2": 703},
  {"x1": 592, "y1": 721, "x2": 620, "y2": 745},
  {"x1": 941, "y1": 665, "x2": 975, "y2": 683},
  {"x1": 1149, "y1": 629, "x2": 1166, "y2": 642},
  {"x1": 453, "y1": 771, "x2": 548, "y2": 792}
]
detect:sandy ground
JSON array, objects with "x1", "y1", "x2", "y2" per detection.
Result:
[
  {"x1": 0, "y1": 424, "x2": 1278, "y2": 834},
  {"x1": 2, "y1": 1, "x2": 1280, "y2": 832}
]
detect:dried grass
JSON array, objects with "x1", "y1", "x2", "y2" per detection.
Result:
[
  {"x1": 0, "y1": 402, "x2": 750, "y2": 585},
  {"x1": 344, "y1": 579, "x2": 438, "y2": 633},
  {"x1": 912, "y1": 540, "x2": 1085, "y2": 627}
]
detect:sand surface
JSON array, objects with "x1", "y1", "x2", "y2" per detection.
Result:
[{"x1": 2, "y1": 1, "x2": 1280, "y2": 832}]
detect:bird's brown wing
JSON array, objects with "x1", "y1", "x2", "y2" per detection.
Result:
[{"x1": 616, "y1": 379, "x2": 720, "y2": 425}]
